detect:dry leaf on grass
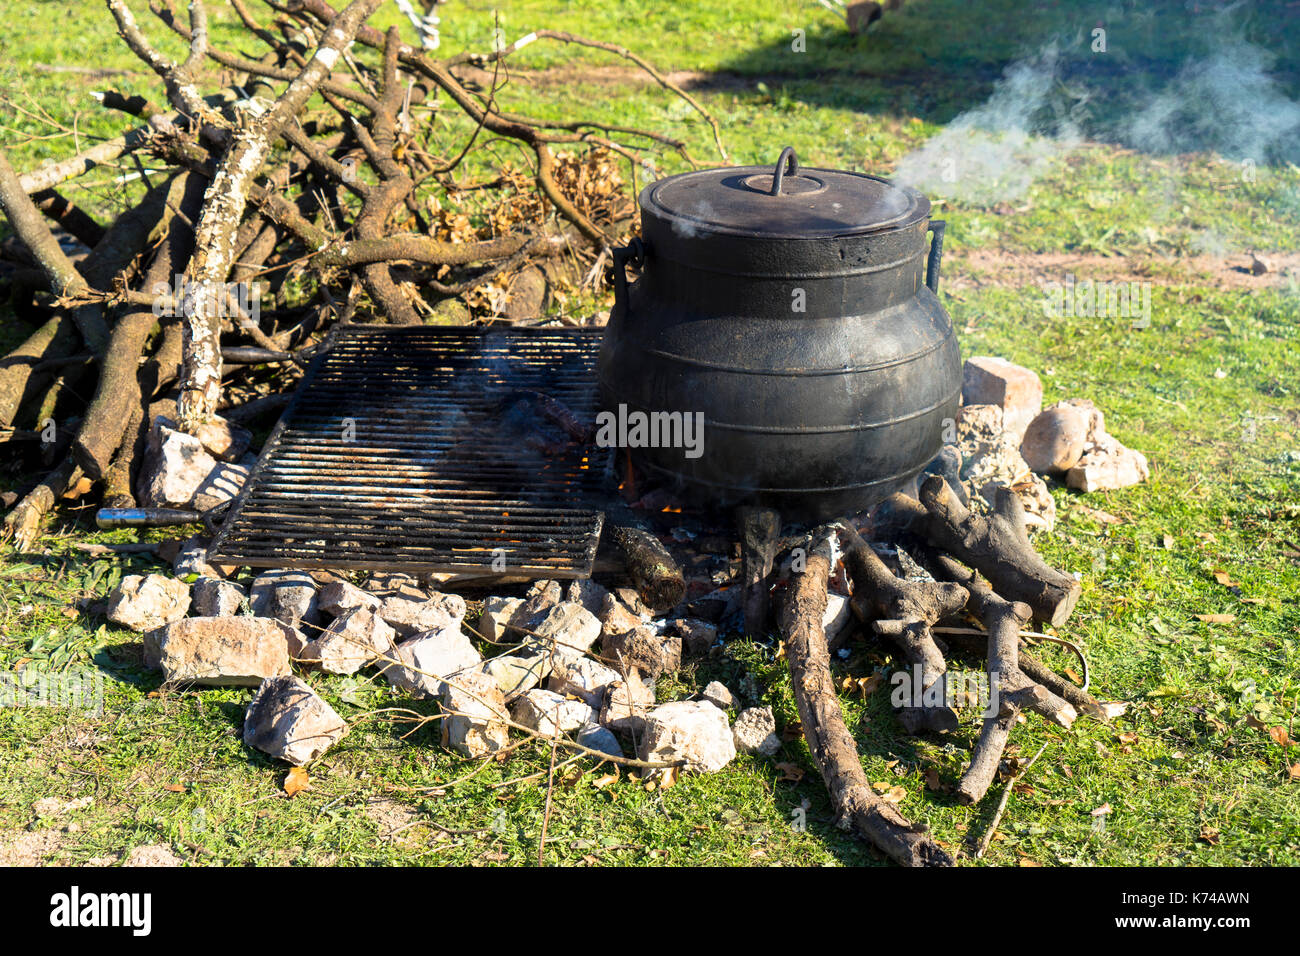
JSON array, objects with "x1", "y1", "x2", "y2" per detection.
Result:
[
  {"x1": 871, "y1": 783, "x2": 907, "y2": 804},
  {"x1": 1198, "y1": 826, "x2": 1221, "y2": 845},
  {"x1": 1268, "y1": 726, "x2": 1293, "y2": 747},
  {"x1": 1212, "y1": 569, "x2": 1239, "y2": 588},
  {"x1": 1090, "y1": 802, "x2": 1113, "y2": 817},
  {"x1": 775, "y1": 762, "x2": 805, "y2": 783},
  {"x1": 283, "y1": 767, "x2": 310, "y2": 798},
  {"x1": 1194, "y1": 613, "x2": 1236, "y2": 624}
]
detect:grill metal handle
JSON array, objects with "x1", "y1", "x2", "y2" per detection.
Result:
[
  {"x1": 926, "y1": 219, "x2": 946, "y2": 294},
  {"x1": 611, "y1": 236, "x2": 645, "y2": 316},
  {"x1": 770, "y1": 146, "x2": 799, "y2": 196}
]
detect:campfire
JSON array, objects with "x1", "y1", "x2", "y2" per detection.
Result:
[{"x1": 0, "y1": 0, "x2": 1153, "y2": 868}]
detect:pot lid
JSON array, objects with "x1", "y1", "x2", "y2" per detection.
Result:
[{"x1": 641, "y1": 146, "x2": 928, "y2": 241}]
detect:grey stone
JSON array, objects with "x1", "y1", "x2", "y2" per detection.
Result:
[
  {"x1": 701, "y1": 681, "x2": 737, "y2": 711},
  {"x1": 546, "y1": 654, "x2": 621, "y2": 707},
  {"x1": 191, "y1": 576, "x2": 246, "y2": 617},
  {"x1": 148, "y1": 617, "x2": 299, "y2": 686},
  {"x1": 573, "y1": 722, "x2": 623, "y2": 759},
  {"x1": 510, "y1": 688, "x2": 598, "y2": 737},
  {"x1": 478, "y1": 654, "x2": 549, "y2": 700},
  {"x1": 377, "y1": 590, "x2": 466, "y2": 637},
  {"x1": 519, "y1": 601, "x2": 600, "y2": 664},
  {"x1": 107, "y1": 574, "x2": 191, "y2": 633},
  {"x1": 243, "y1": 675, "x2": 347, "y2": 764},
  {"x1": 382, "y1": 626, "x2": 481, "y2": 699},
  {"x1": 318, "y1": 580, "x2": 381, "y2": 618},
  {"x1": 478, "y1": 596, "x2": 526, "y2": 642},
  {"x1": 440, "y1": 670, "x2": 510, "y2": 757},
  {"x1": 303, "y1": 607, "x2": 397, "y2": 675},
  {"x1": 732, "y1": 706, "x2": 780, "y2": 756},
  {"x1": 566, "y1": 578, "x2": 610, "y2": 616},
  {"x1": 638, "y1": 700, "x2": 736, "y2": 773},
  {"x1": 250, "y1": 570, "x2": 321, "y2": 630}
]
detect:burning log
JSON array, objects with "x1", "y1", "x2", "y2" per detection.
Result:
[
  {"x1": 605, "y1": 524, "x2": 685, "y2": 614},
  {"x1": 736, "y1": 505, "x2": 781, "y2": 636},
  {"x1": 878, "y1": 475, "x2": 1081, "y2": 628},
  {"x1": 781, "y1": 533, "x2": 953, "y2": 867}
]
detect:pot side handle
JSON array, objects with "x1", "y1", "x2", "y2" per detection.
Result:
[
  {"x1": 611, "y1": 236, "x2": 645, "y2": 316},
  {"x1": 926, "y1": 219, "x2": 946, "y2": 294}
]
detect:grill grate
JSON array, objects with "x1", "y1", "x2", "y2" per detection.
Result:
[{"x1": 209, "y1": 325, "x2": 611, "y2": 578}]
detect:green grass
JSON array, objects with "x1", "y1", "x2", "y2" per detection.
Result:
[{"x1": 1, "y1": 0, "x2": 1298, "y2": 866}]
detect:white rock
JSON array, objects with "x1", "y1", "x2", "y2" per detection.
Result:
[
  {"x1": 173, "y1": 535, "x2": 220, "y2": 579},
  {"x1": 601, "y1": 625, "x2": 681, "y2": 678},
  {"x1": 148, "y1": 617, "x2": 299, "y2": 686},
  {"x1": 479, "y1": 654, "x2": 550, "y2": 700},
  {"x1": 732, "y1": 706, "x2": 780, "y2": 756},
  {"x1": 440, "y1": 670, "x2": 509, "y2": 757},
  {"x1": 107, "y1": 574, "x2": 191, "y2": 633},
  {"x1": 318, "y1": 580, "x2": 381, "y2": 617},
  {"x1": 566, "y1": 579, "x2": 610, "y2": 616},
  {"x1": 303, "y1": 607, "x2": 397, "y2": 675},
  {"x1": 702, "y1": 681, "x2": 737, "y2": 710},
  {"x1": 520, "y1": 601, "x2": 600, "y2": 664},
  {"x1": 478, "y1": 596, "x2": 525, "y2": 642},
  {"x1": 546, "y1": 654, "x2": 621, "y2": 707},
  {"x1": 638, "y1": 700, "x2": 736, "y2": 773},
  {"x1": 191, "y1": 576, "x2": 246, "y2": 617},
  {"x1": 383, "y1": 626, "x2": 481, "y2": 699},
  {"x1": 599, "y1": 669, "x2": 656, "y2": 732},
  {"x1": 1067, "y1": 435, "x2": 1150, "y2": 492},
  {"x1": 243, "y1": 675, "x2": 347, "y2": 764},
  {"x1": 510, "y1": 688, "x2": 597, "y2": 737},
  {"x1": 140, "y1": 421, "x2": 216, "y2": 509},
  {"x1": 573, "y1": 722, "x2": 623, "y2": 759},
  {"x1": 378, "y1": 590, "x2": 466, "y2": 637}
]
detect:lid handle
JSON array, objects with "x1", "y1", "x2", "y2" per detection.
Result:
[{"x1": 770, "y1": 147, "x2": 799, "y2": 196}]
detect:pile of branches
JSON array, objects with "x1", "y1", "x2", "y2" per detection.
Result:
[
  {"x1": 774, "y1": 476, "x2": 1108, "y2": 866},
  {"x1": 0, "y1": 0, "x2": 723, "y2": 548}
]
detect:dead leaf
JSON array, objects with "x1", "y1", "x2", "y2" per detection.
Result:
[
  {"x1": 1064, "y1": 667, "x2": 1083, "y2": 684},
  {"x1": 1090, "y1": 802, "x2": 1112, "y2": 816},
  {"x1": 1017, "y1": 855, "x2": 1043, "y2": 867},
  {"x1": 775, "y1": 762, "x2": 805, "y2": 783},
  {"x1": 1268, "y1": 725, "x2": 1293, "y2": 747},
  {"x1": 1117, "y1": 732, "x2": 1138, "y2": 745},
  {"x1": 283, "y1": 766, "x2": 309, "y2": 798},
  {"x1": 1288, "y1": 763, "x2": 1299, "y2": 780},
  {"x1": 592, "y1": 772, "x2": 618, "y2": 789},
  {"x1": 1161, "y1": 534, "x2": 1175, "y2": 549},
  {"x1": 163, "y1": 783, "x2": 186, "y2": 793},
  {"x1": 1198, "y1": 825, "x2": 1221, "y2": 845},
  {"x1": 1245, "y1": 714, "x2": 1269, "y2": 732},
  {"x1": 872, "y1": 783, "x2": 907, "y2": 804},
  {"x1": 658, "y1": 765, "x2": 680, "y2": 790},
  {"x1": 1194, "y1": 613, "x2": 1236, "y2": 624},
  {"x1": 1212, "y1": 569, "x2": 1239, "y2": 588}
]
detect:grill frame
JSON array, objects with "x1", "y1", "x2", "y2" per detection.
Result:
[{"x1": 208, "y1": 324, "x2": 612, "y2": 579}]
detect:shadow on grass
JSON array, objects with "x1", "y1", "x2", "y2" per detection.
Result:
[{"x1": 713, "y1": 0, "x2": 1300, "y2": 163}]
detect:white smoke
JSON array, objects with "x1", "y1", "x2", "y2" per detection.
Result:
[
  {"x1": 893, "y1": 44, "x2": 1080, "y2": 206},
  {"x1": 893, "y1": 22, "x2": 1300, "y2": 208}
]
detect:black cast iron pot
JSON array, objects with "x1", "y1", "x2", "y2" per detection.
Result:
[{"x1": 596, "y1": 147, "x2": 961, "y2": 519}]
